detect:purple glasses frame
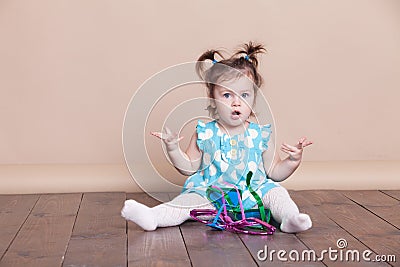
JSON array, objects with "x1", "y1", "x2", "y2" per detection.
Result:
[{"x1": 190, "y1": 183, "x2": 276, "y2": 235}]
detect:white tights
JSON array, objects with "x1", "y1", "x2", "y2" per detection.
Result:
[{"x1": 121, "y1": 187, "x2": 312, "y2": 233}]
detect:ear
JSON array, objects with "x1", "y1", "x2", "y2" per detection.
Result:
[{"x1": 210, "y1": 99, "x2": 216, "y2": 108}]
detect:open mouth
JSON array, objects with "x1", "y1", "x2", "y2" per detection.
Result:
[{"x1": 232, "y1": 110, "x2": 241, "y2": 119}]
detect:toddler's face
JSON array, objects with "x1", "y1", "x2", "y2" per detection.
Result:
[{"x1": 213, "y1": 75, "x2": 255, "y2": 128}]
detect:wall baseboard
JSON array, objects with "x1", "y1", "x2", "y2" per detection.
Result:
[{"x1": 0, "y1": 161, "x2": 399, "y2": 194}]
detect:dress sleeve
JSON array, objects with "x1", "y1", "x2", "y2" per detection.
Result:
[
  {"x1": 261, "y1": 124, "x2": 272, "y2": 151},
  {"x1": 196, "y1": 120, "x2": 206, "y2": 151}
]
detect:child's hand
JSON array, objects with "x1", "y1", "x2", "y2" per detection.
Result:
[
  {"x1": 151, "y1": 127, "x2": 184, "y2": 151},
  {"x1": 280, "y1": 137, "x2": 313, "y2": 162}
]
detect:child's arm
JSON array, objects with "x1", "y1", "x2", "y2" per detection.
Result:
[
  {"x1": 151, "y1": 127, "x2": 202, "y2": 176},
  {"x1": 263, "y1": 137, "x2": 312, "y2": 182}
]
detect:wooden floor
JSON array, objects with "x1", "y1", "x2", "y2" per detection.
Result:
[{"x1": 0, "y1": 190, "x2": 398, "y2": 267}]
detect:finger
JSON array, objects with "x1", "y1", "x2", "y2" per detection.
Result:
[
  {"x1": 280, "y1": 144, "x2": 296, "y2": 154},
  {"x1": 164, "y1": 126, "x2": 171, "y2": 135},
  {"x1": 280, "y1": 146, "x2": 290, "y2": 154},
  {"x1": 302, "y1": 140, "x2": 313, "y2": 148},
  {"x1": 298, "y1": 137, "x2": 306, "y2": 144},
  {"x1": 166, "y1": 135, "x2": 184, "y2": 145},
  {"x1": 282, "y1": 143, "x2": 298, "y2": 151},
  {"x1": 281, "y1": 144, "x2": 294, "y2": 153},
  {"x1": 297, "y1": 137, "x2": 307, "y2": 149},
  {"x1": 298, "y1": 137, "x2": 312, "y2": 146},
  {"x1": 169, "y1": 131, "x2": 180, "y2": 141},
  {"x1": 151, "y1": 131, "x2": 163, "y2": 139},
  {"x1": 280, "y1": 147, "x2": 295, "y2": 156},
  {"x1": 280, "y1": 146, "x2": 291, "y2": 153}
]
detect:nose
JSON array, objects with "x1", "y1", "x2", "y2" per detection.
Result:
[{"x1": 231, "y1": 94, "x2": 241, "y2": 106}]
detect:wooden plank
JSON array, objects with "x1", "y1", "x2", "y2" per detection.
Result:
[
  {"x1": 298, "y1": 190, "x2": 353, "y2": 206},
  {"x1": 381, "y1": 190, "x2": 400, "y2": 201},
  {"x1": 302, "y1": 191, "x2": 399, "y2": 263},
  {"x1": 1, "y1": 194, "x2": 82, "y2": 267},
  {"x1": 181, "y1": 220, "x2": 258, "y2": 266},
  {"x1": 0, "y1": 194, "x2": 39, "y2": 260},
  {"x1": 63, "y1": 192, "x2": 126, "y2": 267},
  {"x1": 291, "y1": 191, "x2": 389, "y2": 266},
  {"x1": 342, "y1": 190, "x2": 400, "y2": 229},
  {"x1": 127, "y1": 192, "x2": 191, "y2": 267}
]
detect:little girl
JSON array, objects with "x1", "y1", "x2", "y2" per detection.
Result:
[{"x1": 121, "y1": 42, "x2": 313, "y2": 233}]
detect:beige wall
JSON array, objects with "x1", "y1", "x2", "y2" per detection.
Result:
[{"x1": 1, "y1": 0, "x2": 399, "y2": 193}]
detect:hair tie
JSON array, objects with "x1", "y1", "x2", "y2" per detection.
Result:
[
  {"x1": 244, "y1": 55, "x2": 250, "y2": 61},
  {"x1": 212, "y1": 59, "x2": 218, "y2": 64}
]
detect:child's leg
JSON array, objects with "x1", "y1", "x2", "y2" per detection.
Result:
[
  {"x1": 263, "y1": 186, "x2": 312, "y2": 233},
  {"x1": 121, "y1": 193, "x2": 213, "y2": 231}
]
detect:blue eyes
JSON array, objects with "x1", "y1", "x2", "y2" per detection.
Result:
[{"x1": 222, "y1": 93, "x2": 250, "y2": 98}]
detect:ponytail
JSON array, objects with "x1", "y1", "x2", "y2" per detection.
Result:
[
  {"x1": 196, "y1": 49, "x2": 224, "y2": 81},
  {"x1": 234, "y1": 41, "x2": 266, "y2": 68}
]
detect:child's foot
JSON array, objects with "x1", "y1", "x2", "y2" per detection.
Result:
[
  {"x1": 280, "y1": 213, "x2": 312, "y2": 233},
  {"x1": 121, "y1": 200, "x2": 157, "y2": 231}
]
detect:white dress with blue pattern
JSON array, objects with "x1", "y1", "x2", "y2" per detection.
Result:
[{"x1": 182, "y1": 120, "x2": 279, "y2": 209}]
